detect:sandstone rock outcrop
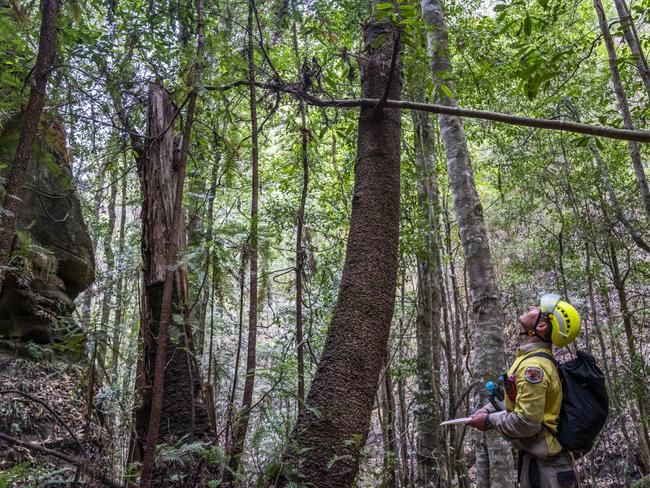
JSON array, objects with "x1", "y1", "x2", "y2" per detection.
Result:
[{"x1": 0, "y1": 116, "x2": 95, "y2": 343}]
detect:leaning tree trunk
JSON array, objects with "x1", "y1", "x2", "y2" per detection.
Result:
[
  {"x1": 420, "y1": 1, "x2": 512, "y2": 486},
  {"x1": 275, "y1": 6, "x2": 402, "y2": 486},
  {"x1": 412, "y1": 107, "x2": 447, "y2": 486},
  {"x1": 594, "y1": 0, "x2": 650, "y2": 223},
  {"x1": 0, "y1": 0, "x2": 59, "y2": 292}
]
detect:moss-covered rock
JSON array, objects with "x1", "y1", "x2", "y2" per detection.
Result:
[{"x1": 0, "y1": 116, "x2": 95, "y2": 343}]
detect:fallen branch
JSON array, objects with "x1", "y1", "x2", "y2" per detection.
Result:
[
  {"x1": 205, "y1": 81, "x2": 650, "y2": 143},
  {"x1": 0, "y1": 431, "x2": 124, "y2": 488}
]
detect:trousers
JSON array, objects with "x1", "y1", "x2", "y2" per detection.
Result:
[{"x1": 518, "y1": 451, "x2": 577, "y2": 488}]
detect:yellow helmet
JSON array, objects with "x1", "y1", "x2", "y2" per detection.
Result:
[{"x1": 540, "y1": 293, "x2": 581, "y2": 347}]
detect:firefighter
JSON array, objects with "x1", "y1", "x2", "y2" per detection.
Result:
[{"x1": 468, "y1": 294, "x2": 581, "y2": 488}]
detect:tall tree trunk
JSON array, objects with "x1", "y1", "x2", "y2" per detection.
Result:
[
  {"x1": 412, "y1": 107, "x2": 447, "y2": 486},
  {"x1": 594, "y1": 0, "x2": 650, "y2": 222},
  {"x1": 613, "y1": 0, "x2": 650, "y2": 100},
  {"x1": 420, "y1": 1, "x2": 512, "y2": 486},
  {"x1": 200, "y1": 160, "x2": 220, "y2": 434},
  {"x1": 224, "y1": 1, "x2": 260, "y2": 481},
  {"x1": 396, "y1": 275, "x2": 411, "y2": 488},
  {"x1": 291, "y1": 0, "x2": 309, "y2": 416},
  {"x1": 585, "y1": 240, "x2": 637, "y2": 480},
  {"x1": 443, "y1": 201, "x2": 469, "y2": 488},
  {"x1": 98, "y1": 179, "x2": 118, "y2": 370},
  {"x1": 276, "y1": 5, "x2": 402, "y2": 486},
  {"x1": 225, "y1": 246, "x2": 248, "y2": 449},
  {"x1": 188, "y1": 197, "x2": 206, "y2": 354},
  {"x1": 0, "y1": 0, "x2": 59, "y2": 292},
  {"x1": 137, "y1": 83, "x2": 202, "y2": 487},
  {"x1": 111, "y1": 168, "x2": 128, "y2": 383},
  {"x1": 607, "y1": 242, "x2": 650, "y2": 470},
  {"x1": 137, "y1": 2, "x2": 206, "y2": 483},
  {"x1": 380, "y1": 367, "x2": 399, "y2": 488},
  {"x1": 196, "y1": 160, "x2": 220, "y2": 357}
]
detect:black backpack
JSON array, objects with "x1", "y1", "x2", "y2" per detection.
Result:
[{"x1": 530, "y1": 350, "x2": 609, "y2": 456}]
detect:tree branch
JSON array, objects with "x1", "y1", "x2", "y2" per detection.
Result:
[{"x1": 204, "y1": 81, "x2": 650, "y2": 142}]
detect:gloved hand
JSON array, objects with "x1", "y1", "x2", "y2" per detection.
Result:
[{"x1": 468, "y1": 412, "x2": 490, "y2": 431}]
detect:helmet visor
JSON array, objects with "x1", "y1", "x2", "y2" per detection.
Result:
[{"x1": 540, "y1": 293, "x2": 561, "y2": 314}]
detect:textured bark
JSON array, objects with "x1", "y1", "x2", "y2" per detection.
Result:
[
  {"x1": 0, "y1": 0, "x2": 59, "y2": 293},
  {"x1": 137, "y1": 3, "x2": 207, "y2": 484},
  {"x1": 613, "y1": 0, "x2": 650, "y2": 100},
  {"x1": 224, "y1": 2, "x2": 259, "y2": 482},
  {"x1": 420, "y1": 0, "x2": 512, "y2": 486},
  {"x1": 276, "y1": 8, "x2": 402, "y2": 486},
  {"x1": 412, "y1": 107, "x2": 447, "y2": 486},
  {"x1": 137, "y1": 82, "x2": 207, "y2": 487},
  {"x1": 594, "y1": 0, "x2": 650, "y2": 222}
]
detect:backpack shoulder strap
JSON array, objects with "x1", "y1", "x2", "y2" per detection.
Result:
[
  {"x1": 528, "y1": 351, "x2": 559, "y2": 367},
  {"x1": 514, "y1": 350, "x2": 558, "y2": 369}
]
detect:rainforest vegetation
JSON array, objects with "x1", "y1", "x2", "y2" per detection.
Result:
[{"x1": 0, "y1": 0, "x2": 649, "y2": 486}]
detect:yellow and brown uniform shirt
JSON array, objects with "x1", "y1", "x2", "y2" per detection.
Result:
[{"x1": 489, "y1": 343, "x2": 563, "y2": 459}]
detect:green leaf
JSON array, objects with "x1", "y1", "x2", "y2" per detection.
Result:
[
  {"x1": 523, "y1": 15, "x2": 533, "y2": 36},
  {"x1": 439, "y1": 83, "x2": 454, "y2": 98},
  {"x1": 371, "y1": 33, "x2": 387, "y2": 49},
  {"x1": 573, "y1": 136, "x2": 591, "y2": 147}
]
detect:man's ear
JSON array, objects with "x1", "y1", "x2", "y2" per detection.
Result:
[{"x1": 536, "y1": 320, "x2": 550, "y2": 336}]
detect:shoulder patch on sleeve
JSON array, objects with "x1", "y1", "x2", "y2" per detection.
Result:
[{"x1": 524, "y1": 366, "x2": 544, "y2": 384}]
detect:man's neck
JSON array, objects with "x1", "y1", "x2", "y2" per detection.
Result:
[{"x1": 523, "y1": 336, "x2": 544, "y2": 345}]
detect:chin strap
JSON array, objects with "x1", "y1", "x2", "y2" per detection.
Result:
[{"x1": 520, "y1": 309, "x2": 553, "y2": 341}]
